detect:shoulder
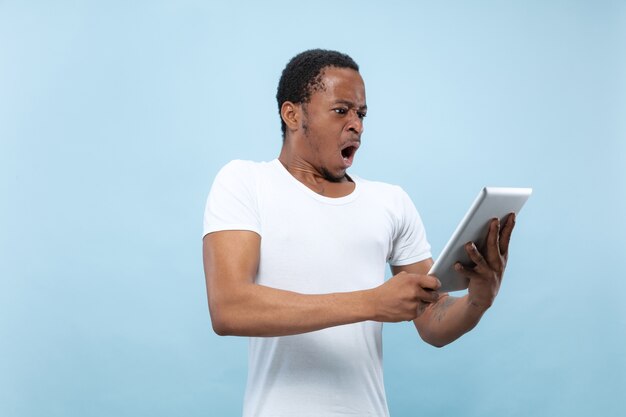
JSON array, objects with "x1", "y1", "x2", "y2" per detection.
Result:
[
  {"x1": 214, "y1": 159, "x2": 274, "y2": 184},
  {"x1": 204, "y1": 160, "x2": 266, "y2": 236},
  {"x1": 216, "y1": 159, "x2": 263, "y2": 176}
]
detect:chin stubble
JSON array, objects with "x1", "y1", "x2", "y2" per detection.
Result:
[{"x1": 320, "y1": 167, "x2": 345, "y2": 183}]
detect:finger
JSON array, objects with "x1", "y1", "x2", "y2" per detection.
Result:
[
  {"x1": 422, "y1": 274, "x2": 442, "y2": 291},
  {"x1": 465, "y1": 241, "x2": 488, "y2": 272},
  {"x1": 414, "y1": 275, "x2": 441, "y2": 301},
  {"x1": 420, "y1": 288, "x2": 440, "y2": 303},
  {"x1": 485, "y1": 218, "x2": 501, "y2": 267},
  {"x1": 499, "y1": 212, "x2": 516, "y2": 255},
  {"x1": 454, "y1": 262, "x2": 482, "y2": 281},
  {"x1": 410, "y1": 273, "x2": 440, "y2": 290}
]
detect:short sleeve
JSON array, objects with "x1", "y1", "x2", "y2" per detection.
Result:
[
  {"x1": 388, "y1": 188, "x2": 432, "y2": 266},
  {"x1": 202, "y1": 160, "x2": 261, "y2": 238}
]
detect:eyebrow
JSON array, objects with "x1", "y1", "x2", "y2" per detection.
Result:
[{"x1": 333, "y1": 100, "x2": 367, "y2": 111}]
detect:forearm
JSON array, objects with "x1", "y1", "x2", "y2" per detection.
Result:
[
  {"x1": 414, "y1": 294, "x2": 488, "y2": 347},
  {"x1": 209, "y1": 283, "x2": 374, "y2": 337}
]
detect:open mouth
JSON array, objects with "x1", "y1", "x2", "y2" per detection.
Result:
[
  {"x1": 340, "y1": 143, "x2": 359, "y2": 167},
  {"x1": 341, "y1": 146, "x2": 356, "y2": 160}
]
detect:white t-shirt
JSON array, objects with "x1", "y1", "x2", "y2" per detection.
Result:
[{"x1": 203, "y1": 159, "x2": 432, "y2": 417}]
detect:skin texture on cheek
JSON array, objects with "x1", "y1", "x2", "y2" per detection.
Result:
[
  {"x1": 301, "y1": 105, "x2": 346, "y2": 182},
  {"x1": 305, "y1": 127, "x2": 344, "y2": 182}
]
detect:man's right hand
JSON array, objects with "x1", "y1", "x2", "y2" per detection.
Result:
[{"x1": 369, "y1": 272, "x2": 441, "y2": 322}]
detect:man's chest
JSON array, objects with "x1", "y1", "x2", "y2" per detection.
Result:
[{"x1": 256, "y1": 192, "x2": 398, "y2": 292}]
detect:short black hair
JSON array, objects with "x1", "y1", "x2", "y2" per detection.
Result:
[{"x1": 276, "y1": 49, "x2": 359, "y2": 138}]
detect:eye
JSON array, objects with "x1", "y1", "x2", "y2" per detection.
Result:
[
  {"x1": 357, "y1": 111, "x2": 367, "y2": 120},
  {"x1": 334, "y1": 108, "x2": 348, "y2": 115}
]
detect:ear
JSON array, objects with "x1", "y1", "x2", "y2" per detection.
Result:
[{"x1": 280, "y1": 101, "x2": 301, "y2": 134}]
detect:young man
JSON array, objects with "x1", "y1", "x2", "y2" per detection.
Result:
[{"x1": 203, "y1": 49, "x2": 515, "y2": 417}]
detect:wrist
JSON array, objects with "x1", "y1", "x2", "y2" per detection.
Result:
[
  {"x1": 360, "y1": 288, "x2": 378, "y2": 321},
  {"x1": 465, "y1": 295, "x2": 491, "y2": 315}
]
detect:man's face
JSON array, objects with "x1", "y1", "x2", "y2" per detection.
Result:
[{"x1": 299, "y1": 67, "x2": 367, "y2": 182}]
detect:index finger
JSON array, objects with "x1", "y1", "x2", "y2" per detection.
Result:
[{"x1": 419, "y1": 274, "x2": 442, "y2": 291}]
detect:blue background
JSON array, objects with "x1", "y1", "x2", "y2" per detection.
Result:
[{"x1": 1, "y1": 1, "x2": 625, "y2": 416}]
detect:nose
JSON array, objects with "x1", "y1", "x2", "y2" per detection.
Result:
[{"x1": 346, "y1": 110, "x2": 364, "y2": 135}]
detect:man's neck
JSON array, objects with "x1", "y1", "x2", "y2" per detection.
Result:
[{"x1": 278, "y1": 149, "x2": 354, "y2": 198}]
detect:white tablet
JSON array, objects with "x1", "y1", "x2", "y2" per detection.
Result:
[{"x1": 429, "y1": 187, "x2": 532, "y2": 292}]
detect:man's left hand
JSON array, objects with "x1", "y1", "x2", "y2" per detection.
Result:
[{"x1": 454, "y1": 213, "x2": 516, "y2": 311}]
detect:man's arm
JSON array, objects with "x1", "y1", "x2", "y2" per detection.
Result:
[
  {"x1": 393, "y1": 214, "x2": 516, "y2": 348},
  {"x1": 203, "y1": 230, "x2": 440, "y2": 337}
]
